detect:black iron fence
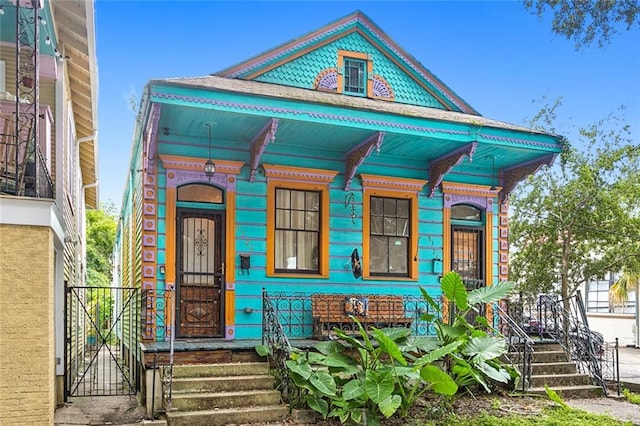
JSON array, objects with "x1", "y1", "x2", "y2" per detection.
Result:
[
  {"x1": 261, "y1": 290, "x2": 534, "y2": 397},
  {"x1": 65, "y1": 286, "x2": 140, "y2": 398}
]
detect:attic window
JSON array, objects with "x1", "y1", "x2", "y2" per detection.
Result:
[
  {"x1": 343, "y1": 58, "x2": 366, "y2": 96},
  {"x1": 337, "y1": 50, "x2": 372, "y2": 98}
]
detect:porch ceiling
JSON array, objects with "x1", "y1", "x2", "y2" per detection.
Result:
[{"x1": 155, "y1": 102, "x2": 548, "y2": 174}]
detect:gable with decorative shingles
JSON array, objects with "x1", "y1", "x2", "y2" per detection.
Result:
[{"x1": 216, "y1": 11, "x2": 478, "y2": 115}]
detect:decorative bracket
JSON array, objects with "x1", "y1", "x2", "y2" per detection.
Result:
[
  {"x1": 344, "y1": 132, "x2": 385, "y2": 191},
  {"x1": 144, "y1": 103, "x2": 161, "y2": 174},
  {"x1": 499, "y1": 153, "x2": 556, "y2": 203},
  {"x1": 427, "y1": 142, "x2": 477, "y2": 197},
  {"x1": 249, "y1": 118, "x2": 279, "y2": 182}
]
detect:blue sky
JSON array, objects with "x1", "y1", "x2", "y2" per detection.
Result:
[{"x1": 95, "y1": 1, "x2": 640, "y2": 208}]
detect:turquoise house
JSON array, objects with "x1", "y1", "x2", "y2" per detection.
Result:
[{"x1": 115, "y1": 11, "x2": 563, "y2": 351}]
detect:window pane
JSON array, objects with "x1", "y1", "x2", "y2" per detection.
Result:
[
  {"x1": 452, "y1": 204, "x2": 481, "y2": 221},
  {"x1": 276, "y1": 189, "x2": 290, "y2": 208},
  {"x1": 275, "y1": 230, "x2": 296, "y2": 269},
  {"x1": 291, "y1": 211, "x2": 305, "y2": 230},
  {"x1": 291, "y1": 190, "x2": 305, "y2": 210},
  {"x1": 383, "y1": 217, "x2": 396, "y2": 235},
  {"x1": 370, "y1": 236, "x2": 388, "y2": 274},
  {"x1": 371, "y1": 197, "x2": 383, "y2": 215},
  {"x1": 297, "y1": 232, "x2": 318, "y2": 270},
  {"x1": 306, "y1": 192, "x2": 319, "y2": 211},
  {"x1": 383, "y1": 198, "x2": 396, "y2": 215},
  {"x1": 371, "y1": 216, "x2": 383, "y2": 235},
  {"x1": 276, "y1": 209, "x2": 290, "y2": 228},
  {"x1": 178, "y1": 184, "x2": 223, "y2": 203},
  {"x1": 397, "y1": 218, "x2": 409, "y2": 237},
  {"x1": 306, "y1": 211, "x2": 319, "y2": 231},
  {"x1": 389, "y1": 238, "x2": 408, "y2": 274},
  {"x1": 397, "y1": 200, "x2": 409, "y2": 218}
]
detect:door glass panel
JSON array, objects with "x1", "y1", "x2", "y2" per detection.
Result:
[{"x1": 182, "y1": 217, "x2": 215, "y2": 285}]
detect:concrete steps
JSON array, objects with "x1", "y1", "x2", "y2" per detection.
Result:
[
  {"x1": 525, "y1": 343, "x2": 603, "y2": 398},
  {"x1": 164, "y1": 362, "x2": 287, "y2": 426}
]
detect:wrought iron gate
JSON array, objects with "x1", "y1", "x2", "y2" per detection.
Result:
[{"x1": 65, "y1": 286, "x2": 140, "y2": 398}]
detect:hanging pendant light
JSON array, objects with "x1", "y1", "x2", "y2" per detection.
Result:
[{"x1": 203, "y1": 122, "x2": 217, "y2": 180}]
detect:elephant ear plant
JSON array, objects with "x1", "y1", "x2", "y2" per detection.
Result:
[{"x1": 282, "y1": 271, "x2": 519, "y2": 425}]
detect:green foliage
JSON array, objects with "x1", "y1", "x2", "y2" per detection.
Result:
[
  {"x1": 544, "y1": 385, "x2": 568, "y2": 409},
  {"x1": 510, "y1": 101, "x2": 640, "y2": 302},
  {"x1": 86, "y1": 205, "x2": 118, "y2": 284},
  {"x1": 436, "y1": 406, "x2": 631, "y2": 426},
  {"x1": 524, "y1": 0, "x2": 640, "y2": 49},
  {"x1": 623, "y1": 387, "x2": 640, "y2": 405},
  {"x1": 284, "y1": 271, "x2": 518, "y2": 424}
]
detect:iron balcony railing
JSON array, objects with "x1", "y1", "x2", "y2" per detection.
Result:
[{"x1": 1, "y1": 125, "x2": 53, "y2": 198}]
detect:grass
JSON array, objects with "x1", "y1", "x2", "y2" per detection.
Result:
[
  {"x1": 623, "y1": 388, "x2": 640, "y2": 405},
  {"x1": 431, "y1": 406, "x2": 632, "y2": 425}
]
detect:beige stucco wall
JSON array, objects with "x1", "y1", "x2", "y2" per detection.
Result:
[{"x1": 0, "y1": 224, "x2": 55, "y2": 425}]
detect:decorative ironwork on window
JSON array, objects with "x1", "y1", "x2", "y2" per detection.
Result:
[{"x1": 343, "y1": 58, "x2": 366, "y2": 96}]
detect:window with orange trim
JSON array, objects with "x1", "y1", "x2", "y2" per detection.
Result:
[
  {"x1": 337, "y1": 50, "x2": 373, "y2": 98},
  {"x1": 369, "y1": 196, "x2": 411, "y2": 276},
  {"x1": 361, "y1": 175, "x2": 424, "y2": 281},
  {"x1": 265, "y1": 165, "x2": 336, "y2": 278}
]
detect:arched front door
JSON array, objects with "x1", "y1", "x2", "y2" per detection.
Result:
[{"x1": 176, "y1": 208, "x2": 225, "y2": 338}]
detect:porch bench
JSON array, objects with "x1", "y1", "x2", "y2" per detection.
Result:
[{"x1": 311, "y1": 294, "x2": 413, "y2": 339}]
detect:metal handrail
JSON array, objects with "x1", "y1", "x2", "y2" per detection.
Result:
[
  {"x1": 262, "y1": 288, "x2": 294, "y2": 401},
  {"x1": 539, "y1": 293, "x2": 609, "y2": 395},
  {"x1": 495, "y1": 302, "x2": 535, "y2": 392},
  {"x1": 143, "y1": 289, "x2": 175, "y2": 414}
]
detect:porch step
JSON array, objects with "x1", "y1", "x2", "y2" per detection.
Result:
[
  {"x1": 172, "y1": 362, "x2": 268, "y2": 378},
  {"x1": 530, "y1": 373, "x2": 592, "y2": 388},
  {"x1": 172, "y1": 374, "x2": 275, "y2": 393},
  {"x1": 165, "y1": 405, "x2": 288, "y2": 426},
  {"x1": 171, "y1": 389, "x2": 282, "y2": 411},
  {"x1": 163, "y1": 360, "x2": 287, "y2": 426},
  {"x1": 532, "y1": 361, "x2": 577, "y2": 375},
  {"x1": 527, "y1": 384, "x2": 603, "y2": 398},
  {"x1": 532, "y1": 350, "x2": 568, "y2": 363}
]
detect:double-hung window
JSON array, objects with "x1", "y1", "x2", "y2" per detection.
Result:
[
  {"x1": 265, "y1": 164, "x2": 337, "y2": 278},
  {"x1": 362, "y1": 174, "x2": 424, "y2": 280},
  {"x1": 369, "y1": 196, "x2": 410, "y2": 276},
  {"x1": 274, "y1": 188, "x2": 320, "y2": 273}
]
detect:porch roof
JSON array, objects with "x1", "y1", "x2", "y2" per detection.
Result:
[
  {"x1": 153, "y1": 75, "x2": 559, "y2": 139},
  {"x1": 143, "y1": 75, "x2": 564, "y2": 197}
]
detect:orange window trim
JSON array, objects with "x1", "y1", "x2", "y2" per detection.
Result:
[
  {"x1": 337, "y1": 50, "x2": 373, "y2": 97},
  {"x1": 264, "y1": 165, "x2": 338, "y2": 278},
  {"x1": 441, "y1": 182, "x2": 497, "y2": 286}
]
